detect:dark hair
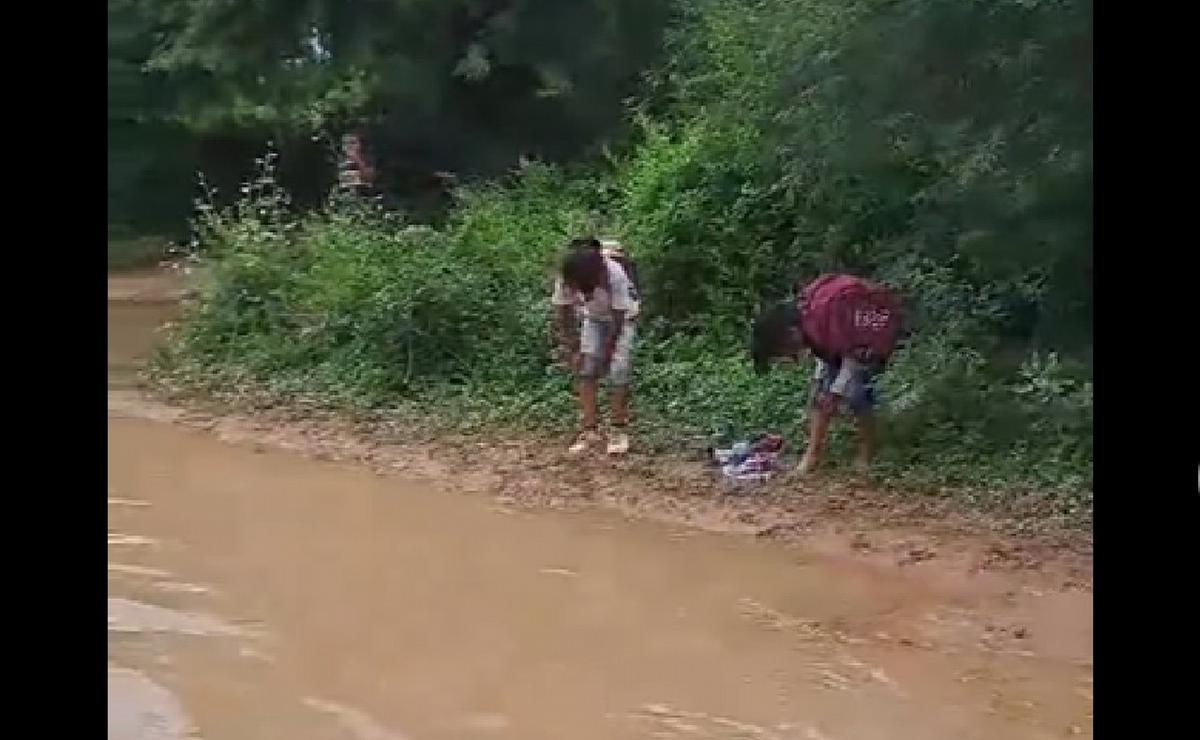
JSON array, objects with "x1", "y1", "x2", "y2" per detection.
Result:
[
  {"x1": 750, "y1": 301, "x2": 802, "y2": 375},
  {"x1": 561, "y1": 241, "x2": 606, "y2": 293},
  {"x1": 569, "y1": 236, "x2": 602, "y2": 251}
]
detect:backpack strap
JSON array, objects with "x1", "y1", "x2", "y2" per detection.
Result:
[{"x1": 603, "y1": 243, "x2": 641, "y2": 295}]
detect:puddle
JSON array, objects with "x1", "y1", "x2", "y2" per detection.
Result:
[
  {"x1": 107, "y1": 597, "x2": 248, "y2": 638},
  {"x1": 110, "y1": 563, "x2": 171, "y2": 578},
  {"x1": 108, "y1": 665, "x2": 198, "y2": 740},
  {"x1": 109, "y1": 534, "x2": 160, "y2": 547},
  {"x1": 302, "y1": 697, "x2": 413, "y2": 740}
]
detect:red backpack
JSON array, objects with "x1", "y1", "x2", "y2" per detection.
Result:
[{"x1": 798, "y1": 274, "x2": 903, "y2": 366}]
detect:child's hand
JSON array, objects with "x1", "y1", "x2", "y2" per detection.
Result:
[
  {"x1": 602, "y1": 339, "x2": 618, "y2": 371},
  {"x1": 556, "y1": 345, "x2": 582, "y2": 372}
]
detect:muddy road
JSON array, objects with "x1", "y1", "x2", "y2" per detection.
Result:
[{"x1": 108, "y1": 271, "x2": 1092, "y2": 740}]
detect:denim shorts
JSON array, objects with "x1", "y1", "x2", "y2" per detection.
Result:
[
  {"x1": 810, "y1": 357, "x2": 878, "y2": 414},
  {"x1": 579, "y1": 318, "x2": 636, "y2": 386}
]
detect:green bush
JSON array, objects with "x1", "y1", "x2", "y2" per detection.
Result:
[{"x1": 158, "y1": 0, "x2": 1091, "y2": 507}]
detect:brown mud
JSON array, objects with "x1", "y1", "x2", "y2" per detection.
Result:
[{"x1": 109, "y1": 268, "x2": 1092, "y2": 740}]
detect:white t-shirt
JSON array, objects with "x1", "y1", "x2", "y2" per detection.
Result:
[{"x1": 552, "y1": 254, "x2": 640, "y2": 320}]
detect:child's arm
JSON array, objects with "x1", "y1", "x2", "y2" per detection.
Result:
[
  {"x1": 604, "y1": 309, "x2": 626, "y2": 368},
  {"x1": 557, "y1": 305, "x2": 579, "y2": 351}
]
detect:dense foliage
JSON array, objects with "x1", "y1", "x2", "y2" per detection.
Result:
[
  {"x1": 108, "y1": 0, "x2": 674, "y2": 253},
  {"x1": 154, "y1": 0, "x2": 1092, "y2": 510}
]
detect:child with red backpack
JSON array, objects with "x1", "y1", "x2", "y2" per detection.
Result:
[{"x1": 750, "y1": 274, "x2": 903, "y2": 475}]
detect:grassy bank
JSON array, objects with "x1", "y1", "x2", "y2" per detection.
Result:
[{"x1": 153, "y1": 0, "x2": 1091, "y2": 518}]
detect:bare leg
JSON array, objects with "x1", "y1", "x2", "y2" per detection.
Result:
[
  {"x1": 605, "y1": 385, "x2": 631, "y2": 454},
  {"x1": 854, "y1": 411, "x2": 876, "y2": 471},
  {"x1": 570, "y1": 319, "x2": 604, "y2": 454},
  {"x1": 798, "y1": 404, "x2": 834, "y2": 475},
  {"x1": 578, "y1": 377, "x2": 598, "y2": 431},
  {"x1": 610, "y1": 386, "x2": 629, "y2": 427},
  {"x1": 568, "y1": 376, "x2": 602, "y2": 454}
]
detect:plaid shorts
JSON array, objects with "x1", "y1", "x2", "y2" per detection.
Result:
[
  {"x1": 578, "y1": 318, "x2": 636, "y2": 386},
  {"x1": 811, "y1": 356, "x2": 878, "y2": 414}
]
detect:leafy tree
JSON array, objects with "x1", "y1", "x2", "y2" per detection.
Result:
[
  {"x1": 128, "y1": 0, "x2": 673, "y2": 175},
  {"x1": 109, "y1": 0, "x2": 196, "y2": 239}
]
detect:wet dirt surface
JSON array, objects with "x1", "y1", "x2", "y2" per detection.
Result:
[{"x1": 109, "y1": 271, "x2": 1092, "y2": 739}]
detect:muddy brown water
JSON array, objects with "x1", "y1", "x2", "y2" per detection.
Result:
[{"x1": 108, "y1": 271, "x2": 1092, "y2": 740}]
